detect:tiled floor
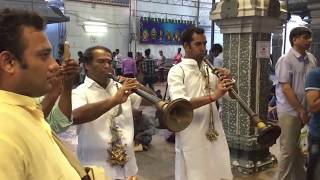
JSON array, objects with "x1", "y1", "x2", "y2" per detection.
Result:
[{"x1": 135, "y1": 129, "x2": 279, "y2": 180}]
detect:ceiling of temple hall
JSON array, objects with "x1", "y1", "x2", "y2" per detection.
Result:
[{"x1": 288, "y1": 0, "x2": 310, "y2": 18}]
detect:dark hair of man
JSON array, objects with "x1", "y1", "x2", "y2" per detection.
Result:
[
  {"x1": 0, "y1": 8, "x2": 45, "y2": 69},
  {"x1": 83, "y1": 46, "x2": 111, "y2": 64},
  {"x1": 212, "y1": 44, "x2": 223, "y2": 53},
  {"x1": 289, "y1": 26, "x2": 312, "y2": 47},
  {"x1": 181, "y1": 26, "x2": 205, "y2": 45},
  {"x1": 128, "y1": 51, "x2": 133, "y2": 58},
  {"x1": 145, "y1": 48, "x2": 151, "y2": 56},
  {"x1": 112, "y1": 51, "x2": 117, "y2": 59}
]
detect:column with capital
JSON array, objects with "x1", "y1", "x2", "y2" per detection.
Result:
[
  {"x1": 308, "y1": 0, "x2": 320, "y2": 64},
  {"x1": 211, "y1": 0, "x2": 287, "y2": 174}
]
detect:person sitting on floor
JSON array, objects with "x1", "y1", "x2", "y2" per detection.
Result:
[{"x1": 133, "y1": 109, "x2": 156, "y2": 151}]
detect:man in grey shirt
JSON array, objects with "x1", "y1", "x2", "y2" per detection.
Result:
[{"x1": 275, "y1": 26, "x2": 317, "y2": 180}]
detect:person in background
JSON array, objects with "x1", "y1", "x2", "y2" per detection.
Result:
[
  {"x1": 133, "y1": 109, "x2": 156, "y2": 151},
  {"x1": 158, "y1": 50, "x2": 166, "y2": 82},
  {"x1": 135, "y1": 52, "x2": 144, "y2": 83},
  {"x1": 212, "y1": 43, "x2": 223, "y2": 68},
  {"x1": 122, "y1": 51, "x2": 136, "y2": 78},
  {"x1": 142, "y1": 48, "x2": 156, "y2": 90},
  {"x1": 211, "y1": 43, "x2": 224, "y2": 111},
  {"x1": 268, "y1": 85, "x2": 278, "y2": 122},
  {"x1": 305, "y1": 67, "x2": 320, "y2": 180},
  {"x1": 78, "y1": 51, "x2": 86, "y2": 84},
  {"x1": 275, "y1": 26, "x2": 317, "y2": 180},
  {"x1": 174, "y1": 47, "x2": 183, "y2": 64},
  {"x1": 114, "y1": 49, "x2": 122, "y2": 75}
]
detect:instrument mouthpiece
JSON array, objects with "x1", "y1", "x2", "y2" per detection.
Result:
[{"x1": 107, "y1": 73, "x2": 117, "y2": 81}]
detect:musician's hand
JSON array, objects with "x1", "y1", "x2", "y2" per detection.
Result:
[
  {"x1": 213, "y1": 78, "x2": 235, "y2": 99},
  {"x1": 112, "y1": 78, "x2": 139, "y2": 104},
  {"x1": 118, "y1": 76, "x2": 140, "y2": 85},
  {"x1": 216, "y1": 68, "x2": 232, "y2": 79},
  {"x1": 118, "y1": 76, "x2": 145, "y2": 91}
]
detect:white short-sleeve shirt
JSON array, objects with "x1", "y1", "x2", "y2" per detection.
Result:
[{"x1": 72, "y1": 77, "x2": 141, "y2": 179}]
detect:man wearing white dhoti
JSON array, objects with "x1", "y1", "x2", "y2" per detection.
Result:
[
  {"x1": 72, "y1": 46, "x2": 141, "y2": 180},
  {"x1": 167, "y1": 27, "x2": 235, "y2": 180}
]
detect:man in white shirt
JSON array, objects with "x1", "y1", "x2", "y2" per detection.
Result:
[
  {"x1": 167, "y1": 27, "x2": 235, "y2": 180},
  {"x1": 114, "y1": 49, "x2": 123, "y2": 75},
  {"x1": 72, "y1": 45, "x2": 141, "y2": 180},
  {"x1": 212, "y1": 43, "x2": 223, "y2": 68}
]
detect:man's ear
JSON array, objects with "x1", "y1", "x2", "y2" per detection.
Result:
[
  {"x1": 0, "y1": 51, "x2": 16, "y2": 74},
  {"x1": 292, "y1": 37, "x2": 298, "y2": 46},
  {"x1": 183, "y1": 42, "x2": 189, "y2": 50},
  {"x1": 84, "y1": 63, "x2": 90, "y2": 72},
  {"x1": 183, "y1": 42, "x2": 190, "y2": 54}
]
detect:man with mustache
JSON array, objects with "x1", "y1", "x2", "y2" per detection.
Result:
[
  {"x1": 72, "y1": 46, "x2": 141, "y2": 180},
  {"x1": 275, "y1": 26, "x2": 317, "y2": 180},
  {"x1": 0, "y1": 9, "x2": 80, "y2": 179},
  {"x1": 167, "y1": 26, "x2": 235, "y2": 180}
]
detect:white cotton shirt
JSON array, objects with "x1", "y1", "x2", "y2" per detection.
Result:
[
  {"x1": 168, "y1": 58, "x2": 233, "y2": 180},
  {"x1": 214, "y1": 52, "x2": 223, "y2": 68},
  {"x1": 72, "y1": 77, "x2": 141, "y2": 179}
]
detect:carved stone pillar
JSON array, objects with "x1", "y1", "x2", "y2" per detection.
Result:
[
  {"x1": 308, "y1": 0, "x2": 320, "y2": 63},
  {"x1": 211, "y1": 0, "x2": 286, "y2": 173},
  {"x1": 271, "y1": 31, "x2": 283, "y2": 71}
]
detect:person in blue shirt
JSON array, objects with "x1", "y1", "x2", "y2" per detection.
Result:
[{"x1": 305, "y1": 67, "x2": 320, "y2": 180}]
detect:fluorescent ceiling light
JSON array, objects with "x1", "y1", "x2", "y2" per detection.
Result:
[
  {"x1": 83, "y1": 21, "x2": 108, "y2": 33},
  {"x1": 84, "y1": 25, "x2": 108, "y2": 33},
  {"x1": 84, "y1": 21, "x2": 107, "y2": 26}
]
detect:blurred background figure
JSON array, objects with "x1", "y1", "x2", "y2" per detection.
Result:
[
  {"x1": 174, "y1": 47, "x2": 182, "y2": 64},
  {"x1": 142, "y1": 48, "x2": 156, "y2": 90},
  {"x1": 212, "y1": 43, "x2": 223, "y2": 68},
  {"x1": 114, "y1": 48, "x2": 123, "y2": 75},
  {"x1": 78, "y1": 51, "x2": 86, "y2": 84},
  {"x1": 133, "y1": 109, "x2": 156, "y2": 151},
  {"x1": 158, "y1": 50, "x2": 166, "y2": 82},
  {"x1": 136, "y1": 52, "x2": 144, "y2": 83},
  {"x1": 268, "y1": 85, "x2": 278, "y2": 123},
  {"x1": 122, "y1": 51, "x2": 136, "y2": 78}
]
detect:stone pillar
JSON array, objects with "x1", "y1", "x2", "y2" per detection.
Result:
[
  {"x1": 211, "y1": 0, "x2": 286, "y2": 174},
  {"x1": 271, "y1": 31, "x2": 283, "y2": 72},
  {"x1": 308, "y1": 0, "x2": 320, "y2": 63}
]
